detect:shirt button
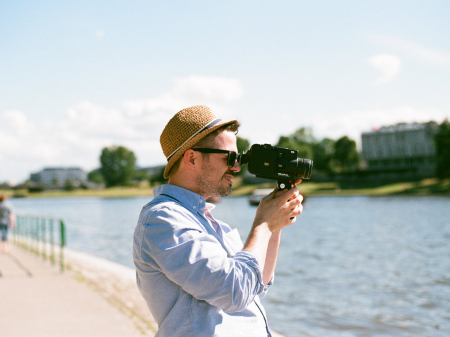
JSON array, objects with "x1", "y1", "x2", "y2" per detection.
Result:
[{"x1": 193, "y1": 205, "x2": 197, "y2": 209}]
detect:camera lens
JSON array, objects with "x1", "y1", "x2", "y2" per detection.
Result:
[{"x1": 297, "y1": 159, "x2": 313, "y2": 179}]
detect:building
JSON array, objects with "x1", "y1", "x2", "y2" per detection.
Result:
[
  {"x1": 30, "y1": 167, "x2": 88, "y2": 185},
  {"x1": 361, "y1": 122, "x2": 439, "y2": 179}
]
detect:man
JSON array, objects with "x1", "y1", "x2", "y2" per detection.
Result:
[
  {"x1": 0, "y1": 194, "x2": 16, "y2": 254},
  {"x1": 133, "y1": 105, "x2": 303, "y2": 336}
]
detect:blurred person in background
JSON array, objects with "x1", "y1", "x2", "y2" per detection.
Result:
[{"x1": 0, "y1": 194, "x2": 16, "y2": 254}]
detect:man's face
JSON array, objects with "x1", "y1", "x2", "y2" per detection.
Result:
[{"x1": 195, "y1": 131, "x2": 241, "y2": 198}]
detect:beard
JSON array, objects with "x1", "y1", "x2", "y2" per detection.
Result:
[{"x1": 196, "y1": 163, "x2": 234, "y2": 198}]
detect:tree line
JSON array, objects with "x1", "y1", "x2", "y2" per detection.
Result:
[{"x1": 90, "y1": 119, "x2": 450, "y2": 187}]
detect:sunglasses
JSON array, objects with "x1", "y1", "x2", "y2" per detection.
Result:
[{"x1": 192, "y1": 148, "x2": 240, "y2": 168}]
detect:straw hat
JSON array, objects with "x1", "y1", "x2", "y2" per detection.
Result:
[{"x1": 160, "y1": 105, "x2": 237, "y2": 178}]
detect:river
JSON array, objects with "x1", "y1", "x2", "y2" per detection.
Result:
[{"x1": 11, "y1": 195, "x2": 450, "y2": 337}]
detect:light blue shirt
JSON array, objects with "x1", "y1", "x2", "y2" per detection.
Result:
[{"x1": 133, "y1": 184, "x2": 272, "y2": 337}]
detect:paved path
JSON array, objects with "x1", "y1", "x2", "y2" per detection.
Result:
[{"x1": 0, "y1": 245, "x2": 145, "y2": 337}]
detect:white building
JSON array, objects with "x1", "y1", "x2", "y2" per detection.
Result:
[
  {"x1": 361, "y1": 122, "x2": 439, "y2": 177},
  {"x1": 30, "y1": 167, "x2": 87, "y2": 184}
]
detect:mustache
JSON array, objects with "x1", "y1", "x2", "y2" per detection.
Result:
[{"x1": 223, "y1": 170, "x2": 235, "y2": 177}]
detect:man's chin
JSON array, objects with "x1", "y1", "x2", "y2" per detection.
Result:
[{"x1": 218, "y1": 186, "x2": 232, "y2": 197}]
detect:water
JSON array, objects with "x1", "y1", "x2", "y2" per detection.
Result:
[{"x1": 11, "y1": 195, "x2": 450, "y2": 337}]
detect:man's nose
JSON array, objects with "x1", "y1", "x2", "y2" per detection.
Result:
[{"x1": 231, "y1": 160, "x2": 241, "y2": 172}]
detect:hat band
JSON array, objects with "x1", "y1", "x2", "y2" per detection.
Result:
[{"x1": 166, "y1": 118, "x2": 223, "y2": 162}]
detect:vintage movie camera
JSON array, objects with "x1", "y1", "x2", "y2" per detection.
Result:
[{"x1": 239, "y1": 144, "x2": 313, "y2": 190}]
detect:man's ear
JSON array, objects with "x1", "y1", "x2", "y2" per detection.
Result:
[{"x1": 183, "y1": 149, "x2": 201, "y2": 171}]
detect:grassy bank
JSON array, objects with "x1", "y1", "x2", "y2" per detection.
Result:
[
  {"x1": 231, "y1": 178, "x2": 450, "y2": 196},
  {"x1": 2, "y1": 186, "x2": 154, "y2": 199},
  {"x1": 2, "y1": 178, "x2": 449, "y2": 199}
]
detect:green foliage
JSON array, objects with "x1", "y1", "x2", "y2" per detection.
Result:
[
  {"x1": 148, "y1": 166, "x2": 167, "y2": 185},
  {"x1": 88, "y1": 168, "x2": 104, "y2": 184},
  {"x1": 275, "y1": 128, "x2": 359, "y2": 174},
  {"x1": 236, "y1": 136, "x2": 250, "y2": 153},
  {"x1": 100, "y1": 146, "x2": 137, "y2": 187},
  {"x1": 311, "y1": 138, "x2": 335, "y2": 173},
  {"x1": 333, "y1": 136, "x2": 359, "y2": 172},
  {"x1": 236, "y1": 136, "x2": 250, "y2": 176},
  {"x1": 276, "y1": 128, "x2": 314, "y2": 159},
  {"x1": 64, "y1": 179, "x2": 75, "y2": 191},
  {"x1": 133, "y1": 170, "x2": 150, "y2": 182},
  {"x1": 435, "y1": 119, "x2": 450, "y2": 179}
]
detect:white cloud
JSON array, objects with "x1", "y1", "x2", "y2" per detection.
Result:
[
  {"x1": 122, "y1": 75, "x2": 244, "y2": 118},
  {"x1": 368, "y1": 53, "x2": 401, "y2": 85},
  {"x1": 367, "y1": 33, "x2": 450, "y2": 68},
  {"x1": 172, "y1": 76, "x2": 244, "y2": 103},
  {"x1": 0, "y1": 76, "x2": 244, "y2": 182},
  {"x1": 94, "y1": 29, "x2": 105, "y2": 38}
]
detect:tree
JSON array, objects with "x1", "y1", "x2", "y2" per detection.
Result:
[
  {"x1": 64, "y1": 179, "x2": 75, "y2": 191},
  {"x1": 236, "y1": 136, "x2": 250, "y2": 154},
  {"x1": 148, "y1": 166, "x2": 168, "y2": 185},
  {"x1": 311, "y1": 138, "x2": 335, "y2": 173},
  {"x1": 435, "y1": 119, "x2": 450, "y2": 179},
  {"x1": 100, "y1": 146, "x2": 137, "y2": 187},
  {"x1": 276, "y1": 127, "x2": 314, "y2": 160},
  {"x1": 236, "y1": 136, "x2": 250, "y2": 176},
  {"x1": 88, "y1": 168, "x2": 104, "y2": 184},
  {"x1": 333, "y1": 136, "x2": 359, "y2": 172}
]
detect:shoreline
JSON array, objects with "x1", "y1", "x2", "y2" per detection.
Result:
[{"x1": 2, "y1": 177, "x2": 450, "y2": 199}]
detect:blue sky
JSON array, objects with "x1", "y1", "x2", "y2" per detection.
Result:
[{"x1": 1, "y1": 1, "x2": 449, "y2": 183}]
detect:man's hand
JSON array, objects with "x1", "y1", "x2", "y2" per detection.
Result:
[{"x1": 252, "y1": 180, "x2": 303, "y2": 233}]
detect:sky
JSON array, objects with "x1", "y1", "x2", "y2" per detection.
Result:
[{"x1": 1, "y1": 0, "x2": 449, "y2": 183}]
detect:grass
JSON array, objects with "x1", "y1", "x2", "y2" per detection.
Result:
[
  {"x1": 2, "y1": 186, "x2": 154, "y2": 199},
  {"x1": 2, "y1": 178, "x2": 449, "y2": 199}
]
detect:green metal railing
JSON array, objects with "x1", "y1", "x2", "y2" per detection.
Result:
[{"x1": 12, "y1": 215, "x2": 67, "y2": 272}]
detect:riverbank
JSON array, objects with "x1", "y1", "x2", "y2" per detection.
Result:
[{"x1": 2, "y1": 177, "x2": 449, "y2": 199}]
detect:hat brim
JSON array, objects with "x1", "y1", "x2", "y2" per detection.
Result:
[{"x1": 163, "y1": 119, "x2": 238, "y2": 179}]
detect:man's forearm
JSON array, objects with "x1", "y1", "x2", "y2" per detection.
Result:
[
  {"x1": 243, "y1": 226, "x2": 282, "y2": 285},
  {"x1": 262, "y1": 230, "x2": 281, "y2": 285},
  {"x1": 243, "y1": 223, "x2": 272, "y2": 278}
]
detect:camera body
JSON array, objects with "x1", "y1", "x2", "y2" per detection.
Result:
[{"x1": 239, "y1": 144, "x2": 313, "y2": 190}]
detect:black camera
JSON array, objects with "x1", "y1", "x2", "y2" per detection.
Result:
[{"x1": 239, "y1": 144, "x2": 313, "y2": 190}]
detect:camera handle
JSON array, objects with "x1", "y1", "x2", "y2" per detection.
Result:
[
  {"x1": 277, "y1": 179, "x2": 295, "y2": 220},
  {"x1": 276, "y1": 179, "x2": 293, "y2": 191}
]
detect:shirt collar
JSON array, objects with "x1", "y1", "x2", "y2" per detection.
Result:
[{"x1": 153, "y1": 184, "x2": 208, "y2": 214}]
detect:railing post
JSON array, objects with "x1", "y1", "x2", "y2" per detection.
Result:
[
  {"x1": 41, "y1": 218, "x2": 47, "y2": 260},
  {"x1": 60, "y1": 220, "x2": 66, "y2": 273},
  {"x1": 35, "y1": 217, "x2": 39, "y2": 255},
  {"x1": 25, "y1": 216, "x2": 30, "y2": 250},
  {"x1": 50, "y1": 219, "x2": 55, "y2": 266},
  {"x1": 13, "y1": 216, "x2": 18, "y2": 244}
]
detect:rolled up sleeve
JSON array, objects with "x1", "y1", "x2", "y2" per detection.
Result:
[{"x1": 137, "y1": 206, "x2": 267, "y2": 313}]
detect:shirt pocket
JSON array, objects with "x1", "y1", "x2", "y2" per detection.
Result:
[{"x1": 223, "y1": 228, "x2": 244, "y2": 253}]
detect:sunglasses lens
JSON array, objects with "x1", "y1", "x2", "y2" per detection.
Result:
[{"x1": 228, "y1": 152, "x2": 237, "y2": 167}]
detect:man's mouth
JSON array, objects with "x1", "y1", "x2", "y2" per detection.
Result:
[{"x1": 223, "y1": 172, "x2": 235, "y2": 184}]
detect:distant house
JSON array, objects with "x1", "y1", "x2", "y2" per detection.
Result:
[
  {"x1": 30, "y1": 167, "x2": 88, "y2": 184},
  {"x1": 361, "y1": 122, "x2": 439, "y2": 178}
]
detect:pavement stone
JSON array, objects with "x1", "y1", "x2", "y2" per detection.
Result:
[{"x1": 0, "y1": 245, "x2": 145, "y2": 337}]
